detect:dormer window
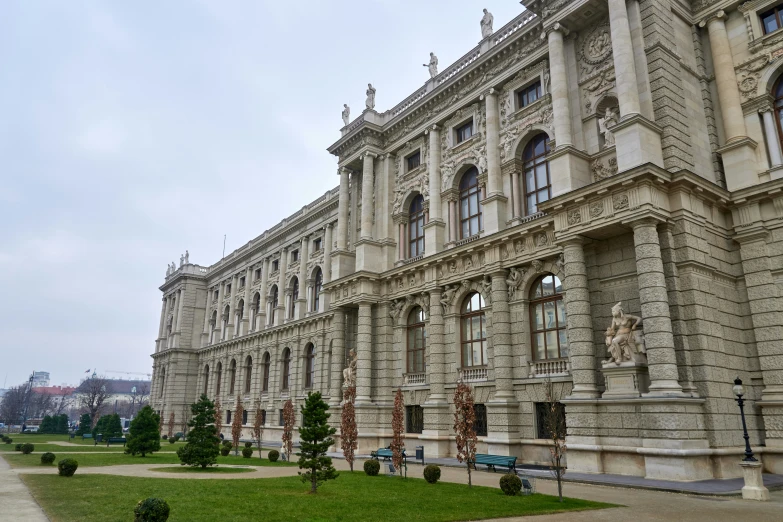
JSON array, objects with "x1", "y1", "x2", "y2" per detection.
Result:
[
  {"x1": 762, "y1": 5, "x2": 783, "y2": 34},
  {"x1": 517, "y1": 80, "x2": 542, "y2": 109},
  {"x1": 406, "y1": 151, "x2": 421, "y2": 171},
  {"x1": 456, "y1": 121, "x2": 474, "y2": 144}
]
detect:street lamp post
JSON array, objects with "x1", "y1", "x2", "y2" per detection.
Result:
[{"x1": 732, "y1": 377, "x2": 757, "y2": 462}]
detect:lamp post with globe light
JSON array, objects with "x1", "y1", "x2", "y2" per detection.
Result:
[
  {"x1": 732, "y1": 377, "x2": 757, "y2": 462},
  {"x1": 733, "y1": 377, "x2": 769, "y2": 501}
]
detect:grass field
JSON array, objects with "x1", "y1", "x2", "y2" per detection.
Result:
[
  {"x1": 21, "y1": 472, "x2": 615, "y2": 522},
  {"x1": 3, "y1": 450, "x2": 291, "y2": 468},
  {"x1": 148, "y1": 466, "x2": 256, "y2": 474}
]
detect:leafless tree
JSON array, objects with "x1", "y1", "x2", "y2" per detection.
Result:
[
  {"x1": 543, "y1": 378, "x2": 567, "y2": 502},
  {"x1": 0, "y1": 385, "x2": 29, "y2": 426},
  {"x1": 76, "y1": 376, "x2": 112, "y2": 428}
]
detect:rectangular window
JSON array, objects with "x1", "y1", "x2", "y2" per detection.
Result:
[
  {"x1": 406, "y1": 151, "x2": 421, "y2": 171},
  {"x1": 456, "y1": 121, "x2": 474, "y2": 144},
  {"x1": 291, "y1": 250, "x2": 299, "y2": 262},
  {"x1": 213, "y1": 290, "x2": 219, "y2": 300},
  {"x1": 239, "y1": 276, "x2": 245, "y2": 288},
  {"x1": 474, "y1": 404, "x2": 488, "y2": 437},
  {"x1": 517, "y1": 80, "x2": 542, "y2": 109},
  {"x1": 405, "y1": 405, "x2": 424, "y2": 434},
  {"x1": 226, "y1": 284, "x2": 231, "y2": 295},
  {"x1": 260, "y1": 409, "x2": 266, "y2": 425},
  {"x1": 226, "y1": 410, "x2": 231, "y2": 424},
  {"x1": 242, "y1": 409, "x2": 248, "y2": 425},
  {"x1": 761, "y1": 6, "x2": 783, "y2": 34},
  {"x1": 535, "y1": 402, "x2": 567, "y2": 440},
  {"x1": 254, "y1": 268, "x2": 262, "y2": 280},
  {"x1": 279, "y1": 409, "x2": 285, "y2": 426},
  {"x1": 272, "y1": 260, "x2": 279, "y2": 272},
  {"x1": 313, "y1": 238, "x2": 322, "y2": 252}
]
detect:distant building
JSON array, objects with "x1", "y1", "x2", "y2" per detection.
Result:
[
  {"x1": 31, "y1": 371, "x2": 50, "y2": 388},
  {"x1": 33, "y1": 385, "x2": 76, "y2": 397}
]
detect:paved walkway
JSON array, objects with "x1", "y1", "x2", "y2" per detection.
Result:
[{"x1": 0, "y1": 455, "x2": 48, "y2": 522}]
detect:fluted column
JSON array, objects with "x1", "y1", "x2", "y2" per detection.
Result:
[
  {"x1": 427, "y1": 289, "x2": 445, "y2": 400},
  {"x1": 490, "y1": 272, "x2": 513, "y2": 397},
  {"x1": 547, "y1": 24, "x2": 573, "y2": 146},
  {"x1": 631, "y1": 219, "x2": 684, "y2": 396},
  {"x1": 336, "y1": 168, "x2": 350, "y2": 249},
  {"x1": 356, "y1": 302, "x2": 373, "y2": 403},
  {"x1": 562, "y1": 239, "x2": 599, "y2": 399},
  {"x1": 175, "y1": 289, "x2": 185, "y2": 346},
  {"x1": 761, "y1": 108, "x2": 783, "y2": 168},
  {"x1": 329, "y1": 307, "x2": 346, "y2": 406},
  {"x1": 360, "y1": 153, "x2": 376, "y2": 239},
  {"x1": 608, "y1": 0, "x2": 641, "y2": 117},
  {"x1": 297, "y1": 236, "x2": 309, "y2": 319},
  {"x1": 702, "y1": 11, "x2": 745, "y2": 142}
]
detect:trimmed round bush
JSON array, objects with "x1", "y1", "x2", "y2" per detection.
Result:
[
  {"x1": 134, "y1": 497, "x2": 170, "y2": 522},
  {"x1": 15, "y1": 444, "x2": 22, "y2": 451},
  {"x1": 499, "y1": 473, "x2": 522, "y2": 496},
  {"x1": 423, "y1": 464, "x2": 441, "y2": 484},
  {"x1": 268, "y1": 449, "x2": 279, "y2": 462},
  {"x1": 40, "y1": 452, "x2": 56, "y2": 465},
  {"x1": 222, "y1": 440, "x2": 232, "y2": 449},
  {"x1": 168, "y1": 438, "x2": 176, "y2": 444},
  {"x1": 220, "y1": 447, "x2": 230, "y2": 457},
  {"x1": 364, "y1": 459, "x2": 380, "y2": 476},
  {"x1": 58, "y1": 458, "x2": 79, "y2": 477},
  {"x1": 162, "y1": 434, "x2": 168, "y2": 440},
  {"x1": 173, "y1": 435, "x2": 180, "y2": 442},
  {"x1": 244, "y1": 441, "x2": 253, "y2": 448},
  {"x1": 241, "y1": 447, "x2": 253, "y2": 458},
  {"x1": 21, "y1": 443, "x2": 34, "y2": 455}
]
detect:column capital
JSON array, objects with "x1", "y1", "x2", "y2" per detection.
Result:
[
  {"x1": 359, "y1": 151, "x2": 377, "y2": 160},
  {"x1": 698, "y1": 9, "x2": 725, "y2": 28},
  {"x1": 560, "y1": 236, "x2": 587, "y2": 248},
  {"x1": 339, "y1": 167, "x2": 352, "y2": 175},
  {"x1": 425, "y1": 124, "x2": 441, "y2": 134},
  {"x1": 542, "y1": 22, "x2": 570, "y2": 39},
  {"x1": 628, "y1": 216, "x2": 664, "y2": 230},
  {"x1": 480, "y1": 87, "x2": 498, "y2": 100}
]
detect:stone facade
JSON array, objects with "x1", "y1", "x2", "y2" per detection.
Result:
[{"x1": 152, "y1": 0, "x2": 783, "y2": 481}]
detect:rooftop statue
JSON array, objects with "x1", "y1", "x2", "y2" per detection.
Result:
[
  {"x1": 481, "y1": 9, "x2": 494, "y2": 38},
  {"x1": 423, "y1": 52, "x2": 439, "y2": 79},
  {"x1": 342, "y1": 104, "x2": 350, "y2": 126},
  {"x1": 365, "y1": 84, "x2": 376, "y2": 110},
  {"x1": 184, "y1": 250, "x2": 190, "y2": 264}
]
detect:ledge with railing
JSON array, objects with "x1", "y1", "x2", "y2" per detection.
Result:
[
  {"x1": 528, "y1": 358, "x2": 570, "y2": 379},
  {"x1": 404, "y1": 373, "x2": 427, "y2": 386},
  {"x1": 459, "y1": 367, "x2": 488, "y2": 382}
]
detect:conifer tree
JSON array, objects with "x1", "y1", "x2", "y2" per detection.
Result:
[
  {"x1": 39, "y1": 415, "x2": 55, "y2": 434},
  {"x1": 74, "y1": 413, "x2": 92, "y2": 436},
  {"x1": 55, "y1": 414, "x2": 69, "y2": 434},
  {"x1": 126, "y1": 405, "x2": 161, "y2": 457},
  {"x1": 297, "y1": 392, "x2": 338, "y2": 493},
  {"x1": 177, "y1": 395, "x2": 220, "y2": 469}
]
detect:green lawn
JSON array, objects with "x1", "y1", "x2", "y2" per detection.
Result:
[
  {"x1": 2, "y1": 451, "x2": 292, "y2": 468},
  {"x1": 1, "y1": 443, "x2": 132, "y2": 453},
  {"x1": 21, "y1": 472, "x2": 615, "y2": 522},
  {"x1": 148, "y1": 466, "x2": 256, "y2": 474}
]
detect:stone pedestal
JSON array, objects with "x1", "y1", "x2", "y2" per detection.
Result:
[
  {"x1": 423, "y1": 219, "x2": 446, "y2": 256},
  {"x1": 612, "y1": 115, "x2": 663, "y2": 171},
  {"x1": 355, "y1": 239, "x2": 383, "y2": 272},
  {"x1": 601, "y1": 358, "x2": 650, "y2": 399},
  {"x1": 740, "y1": 461, "x2": 770, "y2": 501},
  {"x1": 717, "y1": 138, "x2": 758, "y2": 191}
]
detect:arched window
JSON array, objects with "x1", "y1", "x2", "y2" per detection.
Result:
[
  {"x1": 236, "y1": 299, "x2": 245, "y2": 336},
  {"x1": 529, "y1": 274, "x2": 568, "y2": 360},
  {"x1": 289, "y1": 278, "x2": 299, "y2": 318},
  {"x1": 459, "y1": 167, "x2": 483, "y2": 239},
  {"x1": 281, "y1": 348, "x2": 291, "y2": 391},
  {"x1": 522, "y1": 133, "x2": 551, "y2": 215},
  {"x1": 252, "y1": 293, "x2": 261, "y2": 330},
  {"x1": 460, "y1": 292, "x2": 487, "y2": 367},
  {"x1": 262, "y1": 352, "x2": 271, "y2": 393},
  {"x1": 304, "y1": 343, "x2": 316, "y2": 389},
  {"x1": 158, "y1": 367, "x2": 166, "y2": 398},
  {"x1": 228, "y1": 359, "x2": 237, "y2": 395},
  {"x1": 244, "y1": 355, "x2": 252, "y2": 394},
  {"x1": 203, "y1": 365, "x2": 210, "y2": 395},
  {"x1": 312, "y1": 268, "x2": 323, "y2": 312},
  {"x1": 409, "y1": 195, "x2": 425, "y2": 257},
  {"x1": 774, "y1": 77, "x2": 783, "y2": 151},
  {"x1": 269, "y1": 286, "x2": 278, "y2": 325},
  {"x1": 215, "y1": 362, "x2": 222, "y2": 395},
  {"x1": 407, "y1": 307, "x2": 427, "y2": 374}
]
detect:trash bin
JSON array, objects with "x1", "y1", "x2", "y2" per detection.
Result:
[
  {"x1": 96, "y1": 434, "x2": 103, "y2": 443},
  {"x1": 415, "y1": 446, "x2": 424, "y2": 465}
]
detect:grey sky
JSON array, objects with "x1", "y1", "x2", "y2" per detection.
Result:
[{"x1": 0, "y1": 1, "x2": 525, "y2": 387}]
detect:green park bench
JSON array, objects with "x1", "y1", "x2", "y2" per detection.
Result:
[
  {"x1": 473, "y1": 454, "x2": 518, "y2": 474},
  {"x1": 106, "y1": 437, "x2": 127, "y2": 447},
  {"x1": 371, "y1": 448, "x2": 407, "y2": 477},
  {"x1": 81, "y1": 434, "x2": 93, "y2": 440}
]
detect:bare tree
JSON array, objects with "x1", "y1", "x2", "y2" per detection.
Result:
[
  {"x1": 252, "y1": 406, "x2": 264, "y2": 459},
  {"x1": 76, "y1": 376, "x2": 112, "y2": 428},
  {"x1": 543, "y1": 378, "x2": 567, "y2": 502},
  {"x1": 0, "y1": 385, "x2": 29, "y2": 426},
  {"x1": 453, "y1": 381, "x2": 478, "y2": 487},
  {"x1": 52, "y1": 394, "x2": 72, "y2": 417},
  {"x1": 167, "y1": 412, "x2": 175, "y2": 439},
  {"x1": 282, "y1": 399, "x2": 295, "y2": 461},
  {"x1": 231, "y1": 396, "x2": 244, "y2": 456},
  {"x1": 391, "y1": 388, "x2": 405, "y2": 475},
  {"x1": 214, "y1": 397, "x2": 222, "y2": 438}
]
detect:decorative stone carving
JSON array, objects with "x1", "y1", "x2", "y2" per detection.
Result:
[
  {"x1": 179, "y1": 254, "x2": 185, "y2": 267},
  {"x1": 536, "y1": 233, "x2": 548, "y2": 247},
  {"x1": 389, "y1": 299, "x2": 405, "y2": 323},
  {"x1": 599, "y1": 107, "x2": 618, "y2": 147},
  {"x1": 440, "y1": 285, "x2": 457, "y2": 309},
  {"x1": 505, "y1": 267, "x2": 524, "y2": 300},
  {"x1": 184, "y1": 250, "x2": 190, "y2": 264},
  {"x1": 342, "y1": 104, "x2": 350, "y2": 126},
  {"x1": 567, "y1": 209, "x2": 582, "y2": 226},
  {"x1": 531, "y1": 259, "x2": 543, "y2": 273},
  {"x1": 592, "y1": 156, "x2": 618, "y2": 182},
  {"x1": 514, "y1": 239, "x2": 525, "y2": 254},
  {"x1": 555, "y1": 254, "x2": 564, "y2": 273},
  {"x1": 542, "y1": 0, "x2": 569, "y2": 18},
  {"x1": 589, "y1": 201, "x2": 604, "y2": 218},
  {"x1": 478, "y1": 275, "x2": 492, "y2": 304},
  {"x1": 612, "y1": 193, "x2": 629, "y2": 211},
  {"x1": 366, "y1": 84, "x2": 376, "y2": 110},
  {"x1": 603, "y1": 302, "x2": 647, "y2": 367},
  {"x1": 343, "y1": 349, "x2": 357, "y2": 387},
  {"x1": 481, "y1": 9, "x2": 494, "y2": 38},
  {"x1": 424, "y1": 53, "x2": 439, "y2": 79},
  {"x1": 420, "y1": 292, "x2": 430, "y2": 316}
]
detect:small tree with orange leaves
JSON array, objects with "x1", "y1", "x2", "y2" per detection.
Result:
[
  {"x1": 231, "y1": 396, "x2": 244, "y2": 456},
  {"x1": 282, "y1": 399, "x2": 296, "y2": 461},
  {"x1": 453, "y1": 381, "x2": 478, "y2": 487},
  {"x1": 390, "y1": 388, "x2": 405, "y2": 475},
  {"x1": 167, "y1": 412, "x2": 175, "y2": 439},
  {"x1": 213, "y1": 397, "x2": 223, "y2": 440},
  {"x1": 341, "y1": 386, "x2": 358, "y2": 471},
  {"x1": 252, "y1": 406, "x2": 264, "y2": 459}
]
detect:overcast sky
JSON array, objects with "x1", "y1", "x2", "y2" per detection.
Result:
[{"x1": 0, "y1": 1, "x2": 526, "y2": 388}]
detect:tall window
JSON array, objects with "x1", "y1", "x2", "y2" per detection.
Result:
[
  {"x1": 406, "y1": 405, "x2": 424, "y2": 434},
  {"x1": 252, "y1": 293, "x2": 261, "y2": 329},
  {"x1": 459, "y1": 167, "x2": 483, "y2": 239},
  {"x1": 289, "y1": 278, "x2": 299, "y2": 318},
  {"x1": 529, "y1": 274, "x2": 568, "y2": 360},
  {"x1": 281, "y1": 348, "x2": 291, "y2": 391},
  {"x1": 312, "y1": 268, "x2": 323, "y2": 312},
  {"x1": 228, "y1": 359, "x2": 237, "y2": 395},
  {"x1": 460, "y1": 293, "x2": 487, "y2": 367},
  {"x1": 203, "y1": 365, "x2": 210, "y2": 395},
  {"x1": 762, "y1": 5, "x2": 783, "y2": 34},
  {"x1": 535, "y1": 402, "x2": 567, "y2": 439},
  {"x1": 474, "y1": 404, "x2": 488, "y2": 437},
  {"x1": 244, "y1": 355, "x2": 252, "y2": 394},
  {"x1": 774, "y1": 77, "x2": 783, "y2": 152},
  {"x1": 242, "y1": 409, "x2": 248, "y2": 425},
  {"x1": 522, "y1": 133, "x2": 551, "y2": 215},
  {"x1": 407, "y1": 151, "x2": 421, "y2": 171},
  {"x1": 304, "y1": 344, "x2": 316, "y2": 389},
  {"x1": 269, "y1": 286, "x2": 278, "y2": 325},
  {"x1": 262, "y1": 352, "x2": 270, "y2": 393},
  {"x1": 456, "y1": 121, "x2": 474, "y2": 143},
  {"x1": 259, "y1": 409, "x2": 267, "y2": 425},
  {"x1": 215, "y1": 362, "x2": 222, "y2": 395},
  {"x1": 517, "y1": 80, "x2": 542, "y2": 108},
  {"x1": 409, "y1": 195, "x2": 425, "y2": 258},
  {"x1": 407, "y1": 307, "x2": 427, "y2": 374}
]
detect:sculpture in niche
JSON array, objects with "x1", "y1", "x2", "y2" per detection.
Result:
[
  {"x1": 479, "y1": 275, "x2": 493, "y2": 301},
  {"x1": 424, "y1": 53, "x2": 439, "y2": 79},
  {"x1": 505, "y1": 267, "x2": 524, "y2": 300},
  {"x1": 599, "y1": 107, "x2": 618, "y2": 147},
  {"x1": 531, "y1": 259, "x2": 543, "y2": 273},
  {"x1": 603, "y1": 302, "x2": 646, "y2": 366},
  {"x1": 480, "y1": 8, "x2": 494, "y2": 38},
  {"x1": 366, "y1": 84, "x2": 376, "y2": 110},
  {"x1": 449, "y1": 261, "x2": 458, "y2": 274},
  {"x1": 536, "y1": 233, "x2": 548, "y2": 247},
  {"x1": 514, "y1": 239, "x2": 525, "y2": 254},
  {"x1": 342, "y1": 104, "x2": 350, "y2": 126},
  {"x1": 476, "y1": 146, "x2": 488, "y2": 174},
  {"x1": 440, "y1": 285, "x2": 457, "y2": 309},
  {"x1": 343, "y1": 349, "x2": 357, "y2": 387},
  {"x1": 464, "y1": 256, "x2": 473, "y2": 270}
]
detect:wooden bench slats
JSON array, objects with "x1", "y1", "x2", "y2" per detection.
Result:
[{"x1": 473, "y1": 453, "x2": 517, "y2": 474}]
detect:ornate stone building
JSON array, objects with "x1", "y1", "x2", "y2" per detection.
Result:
[{"x1": 151, "y1": 0, "x2": 783, "y2": 481}]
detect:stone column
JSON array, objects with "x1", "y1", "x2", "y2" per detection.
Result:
[
  {"x1": 297, "y1": 236, "x2": 309, "y2": 318},
  {"x1": 511, "y1": 172, "x2": 521, "y2": 219},
  {"x1": 449, "y1": 198, "x2": 458, "y2": 242},
  {"x1": 171, "y1": 293, "x2": 181, "y2": 346},
  {"x1": 360, "y1": 153, "x2": 375, "y2": 239},
  {"x1": 241, "y1": 267, "x2": 251, "y2": 336},
  {"x1": 336, "y1": 168, "x2": 350, "y2": 249},
  {"x1": 259, "y1": 258, "x2": 269, "y2": 328},
  {"x1": 356, "y1": 302, "x2": 373, "y2": 403},
  {"x1": 163, "y1": 295, "x2": 172, "y2": 348},
  {"x1": 481, "y1": 89, "x2": 507, "y2": 234},
  {"x1": 202, "y1": 289, "x2": 212, "y2": 335},
  {"x1": 227, "y1": 274, "x2": 237, "y2": 339},
  {"x1": 608, "y1": 0, "x2": 641, "y2": 117},
  {"x1": 547, "y1": 24, "x2": 574, "y2": 146},
  {"x1": 424, "y1": 125, "x2": 446, "y2": 255},
  {"x1": 329, "y1": 307, "x2": 346, "y2": 406},
  {"x1": 490, "y1": 272, "x2": 513, "y2": 397},
  {"x1": 631, "y1": 219, "x2": 684, "y2": 396},
  {"x1": 702, "y1": 12, "x2": 745, "y2": 142},
  {"x1": 277, "y1": 247, "x2": 288, "y2": 326},
  {"x1": 174, "y1": 289, "x2": 185, "y2": 346},
  {"x1": 562, "y1": 239, "x2": 599, "y2": 398},
  {"x1": 323, "y1": 224, "x2": 333, "y2": 282},
  {"x1": 398, "y1": 222, "x2": 406, "y2": 260},
  {"x1": 427, "y1": 289, "x2": 446, "y2": 401},
  {"x1": 761, "y1": 108, "x2": 783, "y2": 168}
]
